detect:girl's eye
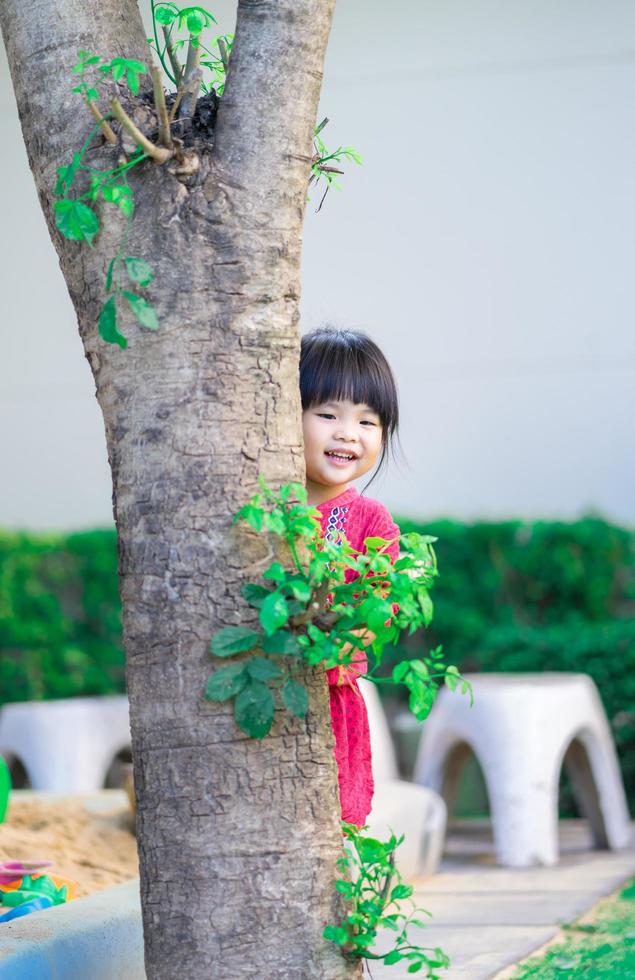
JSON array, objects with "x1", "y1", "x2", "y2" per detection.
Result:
[
  {"x1": 317, "y1": 413, "x2": 336, "y2": 420},
  {"x1": 360, "y1": 419, "x2": 378, "y2": 426}
]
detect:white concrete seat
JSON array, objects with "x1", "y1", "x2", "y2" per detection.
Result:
[
  {"x1": 359, "y1": 679, "x2": 447, "y2": 878},
  {"x1": 0, "y1": 696, "x2": 131, "y2": 793},
  {"x1": 413, "y1": 673, "x2": 632, "y2": 867}
]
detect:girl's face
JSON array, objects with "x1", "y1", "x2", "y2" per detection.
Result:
[{"x1": 302, "y1": 399, "x2": 383, "y2": 504}]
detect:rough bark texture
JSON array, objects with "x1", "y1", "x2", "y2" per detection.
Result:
[{"x1": 1, "y1": 0, "x2": 362, "y2": 976}]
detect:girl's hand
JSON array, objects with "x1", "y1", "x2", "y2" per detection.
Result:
[{"x1": 329, "y1": 627, "x2": 376, "y2": 687}]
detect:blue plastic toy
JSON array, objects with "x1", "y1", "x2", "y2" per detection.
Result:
[{"x1": 0, "y1": 896, "x2": 53, "y2": 923}]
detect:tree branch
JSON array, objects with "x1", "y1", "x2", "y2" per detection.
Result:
[
  {"x1": 213, "y1": 0, "x2": 337, "y2": 217},
  {"x1": 111, "y1": 98, "x2": 172, "y2": 163},
  {"x1": 177, "y1": 38, "x2": 202, "y2": 122},
  {"x1": 162, "y1": 25, "x2": 183, "y2": 85},
  {"x1": 150, "y1": 64, "x2": 172, "y2": 148},
  {"x1": 86, "y1": 98, "x2": 118, "y2": 146},
  {"x1": 217, "y1": 37, "x2": 229, "y2": 72}
]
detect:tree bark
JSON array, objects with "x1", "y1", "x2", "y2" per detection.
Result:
[{"x1": 1, "y1": 1, "x2": 362, "y2": 976}]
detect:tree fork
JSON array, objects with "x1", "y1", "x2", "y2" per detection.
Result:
[{"x1": 0, "y1": 0, "x2": 360, "y2": 976}]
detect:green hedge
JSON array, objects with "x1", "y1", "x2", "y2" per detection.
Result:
[
  {"x1": 1, "y1": 518, "x2": 633, "y2": 808},
  {"x1": 390, "y1": 516, "x2": 635, "y2": 813},
  {"x1": 0, "y1": 530, "x2": 124, "y2": 703}
]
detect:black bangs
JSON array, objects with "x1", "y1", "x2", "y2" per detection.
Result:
[{"x1": 300, "y1": 327, "x2": 399, "y2": 446}]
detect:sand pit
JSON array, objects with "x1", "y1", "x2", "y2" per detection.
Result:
[{"x1": 0, "y1": 791, "x2": 138, "y2": 898}]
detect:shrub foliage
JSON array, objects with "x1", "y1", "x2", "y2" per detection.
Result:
[{"x1": 1, "y1": 517, "x2": 633, "y2": 805}]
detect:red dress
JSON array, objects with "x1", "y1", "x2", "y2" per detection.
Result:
[{"x1": 316, "y1": 487, "x2": 400, "y2": 826}]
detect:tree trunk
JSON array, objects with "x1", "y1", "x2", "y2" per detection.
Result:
[{"x1": 1, "y1": 1, "x2": 362, "y2": 975}]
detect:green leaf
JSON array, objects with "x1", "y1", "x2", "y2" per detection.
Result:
[
  {"x1": 204, "y1": 662, "x2": 247, "y2": 701},
  {"x1": 262, "y1": 632, "x2": 301, "y2": 657},
  {"x1": 334, "y1": 879, "x2": 353, "y2": 897},
  {"x1": 102, "y1": 184, "x2": 134, "y2": 218},
  {"x1": 127, "y1": 66, "x2": 141, "y2": 95},
  {"x1": 105, "y1": 257, "x2": 116, "y2": 293},
  {"x1": 407, "y1": 963, "x2": 424, "y2": 974},
  {"x1": 154, "y1": 6, "x2": 177, "y2": 25},
  {"x1": 366, "y1": 599, "x2": 393, "y2": 634},
  {"x1": 444, "y1": 664, "x2": 460, "y2": 692},
  {"x1": 355, "y1": 835, "x2": 387, "y2": 865},
  {"x1": 392, "y1": 660, "x2": 411, "y2": 683},
  {"x1": 54, "y1": 155, "x2": 82, "y2": 195},
  {"x1": 259, "y1": 592, "x2": 289, "y2": 636},
  {"x1": 408, "y1": 684, "x2": 436, "y2": 721},
  {"x1": 264, "y1": 511, "x2": 286, "y2": 535},
  {"x1": 246, "y1": 656, "x2": 282, "y2": 682},
  {"x1": 350, "y1": 933, "x2": 374, "y2": 948},
  {"x1": 101, "y1": 58, "x2": 147, "y2": 94},
  {"x1": 282, "y1": 679, "x2": 309, "y2": 718},
  {"x1": 383, "y1": 950, "x2": 404, "y2": 965},
  {"x1": 187, "y1": 10, "x2": 205, "y2": 34},
  {"x1": 241, "y1": 583, "x2": 269, "y2": 609},
  {"x1": 409, "y1": 659, "x2": 429, "y2": 680},
  {"x1": 263, "y1": 562, "x2": 286, "y2": 583},
  {"x1": 287, "y1": 579, "x2": 311, "y2": 602},
  {"x1": 418, "y1": 590, "x2": 434, "y2": 626},
  {"x1": 234, "y1": 503, "x2": 264, "y2": 531},
  {"x1": 390, "y1": 884, "x2": 413, "y2": 901},
  {"x1": 234, "y1": 681, "x2": 275, "y2": 738},
  {"x1": 98, "y1": 297, "x2": 127, "y2": 349},
  {"x1": 54, "y1": 199, "x2": 99, "y2": 244},
  {"x1": 210, "y1": 626, "x2": 261, "y2": 657},
  {"x1": 124, "y1": 256, "x2": 154, "y2": 287},
  {"x1": 323, "y1": 925, "x2": 349, "y2": 946},
  {"x1": 123, "y1": 291, "x2": 159, "y2": 330},
  {"x1": 364, "y1": 535, "x2": 394, "y2": 551}
]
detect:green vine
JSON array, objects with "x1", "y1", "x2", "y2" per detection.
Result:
[
  {"x1": 52, "y1": 4, "x2": 361, "y2": 348},
  {"x1": 205, "y1": 480, "x2": 471, "y2": 738},
  {"x1": 325, "y1": 823, "x2": 451, "y2": 976}
]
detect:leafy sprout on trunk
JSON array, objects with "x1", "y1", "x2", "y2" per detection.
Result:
[
  {"x1": 325, "y1": 823, "x2": 451, "y2": 976},
  {"x1": 52, "y1": 4, "x2": 360, "y2": 348},
  {"x1": 205, "y1": 480, "x2": 472, "y2": 739}
]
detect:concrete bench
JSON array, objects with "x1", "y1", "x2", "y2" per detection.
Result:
[
  {"x1": 0, "y1": 697, "x2": 131, "y2": 793},
  {"x1": 360, "y1": 679, "x2": 446, "y2": 878},
  {"x1": 413, "y1": 673, "x2": 632, "y2": 867}
]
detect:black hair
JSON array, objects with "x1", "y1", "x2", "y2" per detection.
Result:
[{"x1": 299, "y1": 327, "x2": 399, "y2": 482}]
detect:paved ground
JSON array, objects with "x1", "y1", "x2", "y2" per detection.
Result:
[{"x1": 369, "y1": 819, "x2": 635, "y2": 980}]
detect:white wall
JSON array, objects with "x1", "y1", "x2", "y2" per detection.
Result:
[{"x1": 2, "y1": 1, "x2": 634, "y2": 529}]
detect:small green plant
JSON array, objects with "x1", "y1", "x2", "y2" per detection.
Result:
[
  {"x1": 54, "y1": 46, "x2": 165, "y2": 347},
  {"x1": 205, "y1": 480, "x2": 471, "y2": 738},
  {"x1": 324, "y1": 823, "x2": 450, "y2": 976},
  {"x1": 310, "y1": 116, "x2": 362, "y2": 211}
]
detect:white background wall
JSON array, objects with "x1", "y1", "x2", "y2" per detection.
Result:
[{"x1": 2, "y1": 1, "x2": 634, "y2": 529}]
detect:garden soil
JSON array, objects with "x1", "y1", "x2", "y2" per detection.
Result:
[{"x1": 0, "y1": 793, "x2": 138, "y2": 897}]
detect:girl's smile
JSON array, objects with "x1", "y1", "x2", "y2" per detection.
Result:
[{"x1": 302, "y1": 399, "x2": 383, "y2": 505}]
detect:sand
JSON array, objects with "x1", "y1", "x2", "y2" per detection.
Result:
[{"x1": 0, "y1": 792, "x2": 138, "y2": 898}]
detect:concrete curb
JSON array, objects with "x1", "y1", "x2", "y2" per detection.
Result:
[{"x1": 0, "y1": 879, "x2": 144, "y2": 979}]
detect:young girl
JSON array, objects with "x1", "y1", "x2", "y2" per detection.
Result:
[{"x1": 300, "y1": 327, "x2": 401, "y2": 828}]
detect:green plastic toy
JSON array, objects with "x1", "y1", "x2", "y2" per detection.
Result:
[{"x1": 1, "y1": 875, "x2": 68, "y2": 908}]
